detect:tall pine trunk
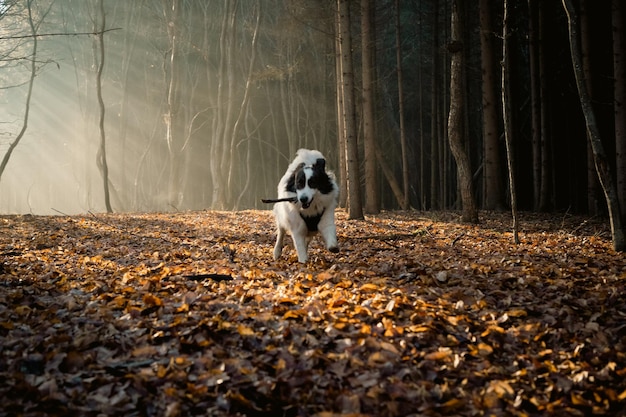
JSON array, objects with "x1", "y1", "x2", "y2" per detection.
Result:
[
  {"x1": 430, "y1": 0, "x2": 440, "y2": 210},
  {"x1": 448, "y1": 0, "x2": 478, "y2": 223},
  {"x1": 613, "y1": 0, "x2": 626, "y2": 221},
  {"x1": 362, "y1": 0, "x2": 379, "y2": 214},
  {"x1": 395, "y1": 0, "x2": 410, "y2": 210},
  {"x1": 479, "y1": 0, "x2": 504, "y2": 210},
  {"x1": 337, "y1": 0, "x2": 363, "y2": 220},
  {"x1": 502, "y1": 0, "x2": 519, "y2": 243},
  {"x1": 94, "y1": 0, "x2": 112, "y2": 212},
  {"x1": 562, "y1": 0, "x2": 625, "y2": 251}
]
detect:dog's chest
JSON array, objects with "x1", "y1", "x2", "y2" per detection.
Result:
[{"x1": 300, "y1": 210, "x2": 324, "y2": 232}]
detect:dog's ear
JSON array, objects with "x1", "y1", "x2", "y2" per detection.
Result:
[
  {"x1": 313, "y1": 158, "x2": 326, "y2": 172},
  {"x1": 286, "y1": 162, "x2": 306, "y2": 193}
]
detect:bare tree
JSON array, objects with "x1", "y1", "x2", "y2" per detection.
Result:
[
  {"x1": 613, "y1": 0, "x2": 626, "y2": 221},
  {"x1": 562, "y1": 0, "x2": 625, "y2": 251},
  {"x1": 430, "y1": 0, "x2": 440, "y2": 210},
  {"x1": 579, "y1": 0, "x2": 600, "y2": 215},
  {"x1": 502, "y1": 0, "x2": 519, "y2": 243},
  {"x1": 361, "y1": 0, "x2": 378, "y2": 214},
  {"x1": 337, "y1": 0, "x2": 363, "y2": 219},
  {"x1": 233, "y1": 1, "x2": 261, "y2": 209},
  {"x1": 0, "y1": 0, "x2": 39, "y2": 184},
  {"x1": 448, "y1": 0, "x2": 477, "y2": 223},
  {"x1": 479, "y1": 0, "x2": 504, "y2": 210},
  {"x1": 395, "y1": 0, "x2": 409, "y2": 210},
  {"x1": 93, "y1": 0, "x2": 112, "y2": 212}
]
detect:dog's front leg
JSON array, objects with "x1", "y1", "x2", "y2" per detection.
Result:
[
  {"x1": 292, "y1": 233, "x2": 310, "y2": 263},
  {"x1": 318, "y1": 211, "x2": 339, "y2": 253}
]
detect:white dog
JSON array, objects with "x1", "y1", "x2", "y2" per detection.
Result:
[{"x1": 272, "y1": 149, "x2": 339, "y2": 263}]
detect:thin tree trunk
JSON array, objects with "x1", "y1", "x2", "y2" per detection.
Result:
[
  {"x1": 0, "y1": 0, "x2": 38, "y2": 184},
  {"x1": 528, "y1": 0, "x2": 541, "y2": 211},
  {"x1": 335, "y1": 4, "x2": 347, "y2": 208},
  {"x1": 502, "y1": 0, "x2": 519, "y2": 243},
  {"x1": 448, "y1": 0, "x2": 478, "y2": 223},
  {"x1": 430, "y1": 0, "x2": 439, "y2": 210},
  {"x1": 229, "y1": 0, "x2": 260, "y2": 209},
  {"x1": 538, "y1": 4, "x2": 551, "y2": 211},
  {"x1": 562, "y1": 0, "x2": 625, "y2": 251},
  {"x1": 94, "y1": 0, "x2": 112, "y2": 212},
  {"x1": 580, "y1": 0, "x2": 600, "y2": 215},
  {"x1": 613, "y1": 0, "x2": 626, "y2": 221},
  {"x1": 374, "y1": 143, "x2": 405, "y2": 208},
  {"x1": 338, "y1": 0, "x2": 363, "y2": 219},
  {"x1": 395, "y1": 0, "x2": 409, "y2": 210},
  {"x1": 218, "y1": 2, "x2": 238, "y2": 208},
  {"x1": 480, "y1": 0, "x2": 504, "y2": 210},
  {"x1": 362, "y1": 0, "x2": 378, "y2": 214}
]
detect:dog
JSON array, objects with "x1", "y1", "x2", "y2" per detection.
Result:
[{"x1": 272, "y1": 149, "x2": 339, "y2": 263}]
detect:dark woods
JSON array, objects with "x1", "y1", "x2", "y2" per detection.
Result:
[{"x1": 0, "y1": 0, "x2": 624, "y2": 233}]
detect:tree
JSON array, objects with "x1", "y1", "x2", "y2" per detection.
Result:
[
  {"x1": 0, "y1": 0, "x2": 38, "y2": 185},
  {"x1": 562, "y1": 0, "x2": 625, "y2": 251},
  {"x1": 502, "y1": 0, "x2": 519, "y2": 243},
  {"x1": 613, "y1": 0, "x2": 626, "y2": 221},
  {"x1": 395, "y1": 0, "x2": 409, "y2": 210},
  {"x1": 527, "y1": 0, "x2": 551, "y2": 211},
  {"x1": 447, "y1": 0, "x2": 477, "y2": 223},
  {"x1": 361, "y1": 0, "x2": 378, "y2": 214},
  {"x1": 93, "y1": 0, "x2": 112, "y2": 212},
  {"x1": 577, "y1": 0, "x2": 599, "y2": 215},
  {"x1": 479, "y1": 0, "x2": 504, "y2": 210},
  {"x1": 430, "y1": 0, "x2": 440, "y2": 210},
  {"x1": 337, "y1": 0, "x2": 363, "y2": 220}
]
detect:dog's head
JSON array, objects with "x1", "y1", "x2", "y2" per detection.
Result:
[{"x1": 286, "y1": 158, "x2": 330, "y2": 209}]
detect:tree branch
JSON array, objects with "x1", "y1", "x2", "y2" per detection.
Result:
[{"x1": 0, "y1": 27, "x2": 120, "y2": 40}]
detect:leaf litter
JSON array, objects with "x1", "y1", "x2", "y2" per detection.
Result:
[{"x1": 0, "y1": 210, "x2": 625, "y2": 416}]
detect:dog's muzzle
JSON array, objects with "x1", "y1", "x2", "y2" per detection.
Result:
[{"x1": 300, "y1": 196, "x2": 312, "y2": 209}]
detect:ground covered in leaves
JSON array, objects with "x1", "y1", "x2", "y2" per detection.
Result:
[{"x1": 0, "y1": 210, "x2": 625, "y2": 417}]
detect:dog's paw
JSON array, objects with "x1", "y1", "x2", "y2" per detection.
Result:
[{"x1": 328, "y1": 246, "x2": 339, "y2": 253}]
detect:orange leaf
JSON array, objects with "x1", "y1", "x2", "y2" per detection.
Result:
[{"x1": 143, "y1": 293, "x2": 163, "y2": 307}]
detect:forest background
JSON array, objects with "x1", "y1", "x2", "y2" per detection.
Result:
[{"x1": 0, "y1": 0, "x2": 624, "y2": 225}]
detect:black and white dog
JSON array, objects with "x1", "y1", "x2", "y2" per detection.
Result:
[{"x1": 273, "y1": 149, "x2": 339, "y2": 263}]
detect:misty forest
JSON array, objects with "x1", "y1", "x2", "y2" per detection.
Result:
[
  {"x1": 2, "y1": 0, "x2": 626, "y2": 416},
  {"x1": 0, "y1": 0, "x2": 622, "y2": 225}
]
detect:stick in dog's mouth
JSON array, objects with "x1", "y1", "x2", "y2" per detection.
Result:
[{"x1": 261, "y1": 197, "x2": 298, "y2": 204}]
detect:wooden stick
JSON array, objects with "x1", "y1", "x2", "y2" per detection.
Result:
[{"x1": 261, "y1": 197, "x2": 297, "y2": 203}]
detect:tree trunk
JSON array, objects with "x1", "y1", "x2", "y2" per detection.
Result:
[
  {"x1": 502, "y1": 0, "x2": 519, "y2": 243},
  {"x1": 94, "y1": 0, "x2": 112, "y2": 213},
  {"x1": 613, "y1": 0, "x2": 626, "y2": 221},
  {"x1": 334, "y1": 6, "x2": 348, "y2": 209},
  {"x1": 337, "y1": 0, "x2": 363, "y2": 219},
  {"x1": 430, "y1": 0, "x2": 440, "y2": 210},
  {"x1": 562, "y1": 0, "x2": 625, "y2": 251},
  {"x1": 0, "y1": 0, "x2": 38, "y2": 185},
  {"x1": 375, "y1": 143, "x2": 405, "y2": 208},
  {"x1": 230, "y1": 0, "x2": 260, "y2": 209},
  {"x1": 527, "y1": 0, "x2": 542, "y2": 211},
  {"x1": 580, "y1": 0, "x2": 600, "y2": 215},
  {"x1": 395, "y1": 0, "x2": 410, "y2": 210},
  {"x1": 361, "y1": 0, "x2": 378, "y2": 214},
  {"x1": 480, "y1": 0, "x2": 504, "y2": 211},
  {"x1": 448, "y1": 0, "x2": 478, "y2": 223},
  {"x1": 538, "y1": 3, "x2": 551, "y2": 211}
]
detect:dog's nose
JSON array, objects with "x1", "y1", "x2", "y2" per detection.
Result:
[{"x1": 300, "y1": 196, "x2": 310, "y2": 208}]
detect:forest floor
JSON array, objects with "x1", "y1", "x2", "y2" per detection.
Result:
[{"x1": 0, "y1": 209, "x2": 625, "y2": 417}]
